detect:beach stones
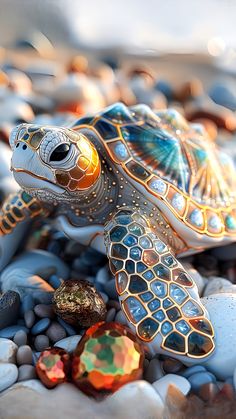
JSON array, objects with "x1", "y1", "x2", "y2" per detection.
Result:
[
  {"x1": 53, "y1": 279, "x2": 107, "y2": 328},
  {"x1": 153, "y1": 373, "x2": 191, "y2": 401},
  {"x1": 0, "y1": 338, "x2": 18, "y2": 363},
  {"x1": 0, "y1": 291, "x2": 20, "y2": 329},
  {"x1": 0, "y1": 363, "x2": 18, "y2": 392},
  {"x1": 36, "y1": 348, "x2": 70, "y2": 389},
  {"x1": 72, "y1": 321, "x2": 144, "y2": 396}
]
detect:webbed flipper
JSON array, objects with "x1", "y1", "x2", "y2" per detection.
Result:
[{"x1": 105, "y1": 208, "x2": 215, "y2": 359}]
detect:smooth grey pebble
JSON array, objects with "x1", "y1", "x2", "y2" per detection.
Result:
[
  {"x1": 34, "y1": 304, "x2": 55, "y2": 319},
  {"x1": 21, "y1": 295, "x2": 34, "y2": 314},
  {"x1": 103, "y1": 279, "x2": 117, "y2": 299},
  {"x1": 145, "y1": 358, "x2": 164, "y2": 383},
  {"x1": 188, "y1": 371, "x2": 216, "y2": 392},
  {"x1": 48, "y1": 275, "x2": 63, "y2": 289},
  {"x1": 115, "y1": 310, "x2": 127, "y2": 325},
  {"x1": 13, "y1": 330, "x2": 27, "y2": 347},
  {"x1": 57, "y1": 317, "x2": 76, "y2": 336},
  {"x1": 34, "y1": 335, "x2": 50, "y2": 352},
  {"x1": 18, "y1": 364, "x2": 36, "y2": 381},
  {"x1": 24, "y1": 310, "x2": 35, "y2": 329},
  {"x1": 31, "y1": 318, "x2": 51, "y2": 335},
  {"x1": 17, "y1": 345, "x2": 33, "y2": 365},
  {"x1": 0, "y1": 325, "x2": 29, "y2": 339},
  {"x1": 0, "y1": 291, "x2": 20, "y2": 329},
  {"x1": 100, "y1": 292, "x2": 109, "y2": 304},
  {"x1": 106, "y1": 308, "x2": 116, "y2": 322},
  {"x1": 46, "y1": 321, "x2": 66, "y2": 343},
  {"x1": 182, "y1": 365, "x2": 207, "y2": 378}
]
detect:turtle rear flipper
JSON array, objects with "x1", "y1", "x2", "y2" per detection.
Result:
[
  {"x1": 0, "y1": 190, "x2": 46, "y2": 270},
  {"x1": 105, "y1": 208, "x2": 215, "y2": 359}
]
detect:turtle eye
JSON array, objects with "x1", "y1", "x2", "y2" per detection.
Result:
[{"x1": 49, "y1": 143, "x2": 70, "y2": 162}]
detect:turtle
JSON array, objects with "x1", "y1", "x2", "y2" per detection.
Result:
[{"x1": 1, "y1": 102, "x2": 236, "y2": 362}]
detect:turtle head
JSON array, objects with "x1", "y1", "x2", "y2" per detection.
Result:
[{"x1": 10, "y1": 124, "x2": 101, "y2": 202}]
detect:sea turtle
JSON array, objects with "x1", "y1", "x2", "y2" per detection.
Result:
[{"x1": 1, "y1": 102, "x2": 236, "y2": 361}]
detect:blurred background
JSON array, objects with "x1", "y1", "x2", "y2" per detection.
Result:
[{"x1": 0, "y1": 0, "x2": 236, "y2": 203}]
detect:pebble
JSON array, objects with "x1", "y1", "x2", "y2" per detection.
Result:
[
  {"x1": 153, "y1": 374, "x2": 191, "y2": 401},
  {"x1": 0, "y1": 325, "x2": 29, "y2": 339},
  {"x1": 100, "y1": 292, "x2": 109, "y2": 304},
  {"x1": 18, "y1": 365, "x2": 36, "y2": 382},
  {"x1": 46, "y1": 321, "x2": 66, "y2": 343},
  {"x1": 115, "y1": 310, "x2": 127, "y2": 325},
  {"x1": 34, "y1": 304, "x2": 55, "y2": 319},
  {"x1": 96, "y1": 266, "x2": 110, "y2": 284},
  {"x1": 56, "y1": 317, "x2": 77, "y2": 336},
  {"x1": 0, "y1": 291, "x2": 20, "y2": 329},
  {"x1": 145, "y1": 358, "x2": 164, "y2": 383},
  {"x1": 21, "y1": 295, "x2": 34, "y2": 314},
  {"x1": 202, "y1": 293, "x2": 236, "y2": 379},
  {"x1": 34, "y1": 335, "x2": 50, "y2": 352},
  {"x1": 54, "y1": 335, "x2": 82, "y2": 353},
  {"x1": 203, "y1": 276, "x2": 236, "y2": 297},
  {"x1": 24, "y1": 310, "x2": 35, "y2": 328},
  {"x1": 48, "y1": 275, "x2": 63, "y2": 289},
  {"x1": 162, "y1": 357, "x2": 183, "y2": 374},
  {"x1": 106, "y1": 307, "x2": 116, "y2": 322},
  {"x1": 0, "y1": 363, "x2": 18, "y2": 392},
  {"x1": 13, "y1": 330, "x2": 27, "y2": 347},
  {"x1": 188, "y1": 267, "x2": 206, "y2": 296},
  {"x1": 182, "y1": 365, "x2": 207, "y2": 378},
  {"x1": 103, "y1": 278, "x2": 117, "y2": 299},
  {"x1": 16, "y1": 345, "x2": 33, "y2": 365},
  {"x1": 31, "y1": 318, "x2": 51, "y2": 335},
  {"x1": 188, "y1": 371, "x2": 216, "y2": 392},
  {"x1": 0, "y1": 338, "x2": 18, "y2": 363}
]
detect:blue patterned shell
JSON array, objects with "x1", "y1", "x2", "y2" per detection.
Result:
[{"x1": 73, "y1": 102, "x2": 236, "y2": 208}]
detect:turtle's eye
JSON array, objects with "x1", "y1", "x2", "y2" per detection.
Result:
[{"x1": 49, "y1": 143, "x2": 70, "y2": 162}]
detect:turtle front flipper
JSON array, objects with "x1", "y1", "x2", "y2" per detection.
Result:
[
  {"x1": 104, "y1": 208, "x2": 215, "y2": 360},
  {"x1": 0, "y1": 190, "x2": 47, "y2": 269}
]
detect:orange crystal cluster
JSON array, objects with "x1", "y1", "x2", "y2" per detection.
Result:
[
  {"x1": 36, "y1": 347, "x2": 70, "y2": 388},
  {"x1": 72, "y1": 321, "x2": 144, "y2": 396}
]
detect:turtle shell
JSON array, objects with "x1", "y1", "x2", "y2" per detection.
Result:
[{"x1": 73, "y1": 103, "x2": 236, "y2": 237}]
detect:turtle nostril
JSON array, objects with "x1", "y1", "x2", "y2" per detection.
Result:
[{"x1": 22, "y1": 144, "x2": 27, "y2": 150}]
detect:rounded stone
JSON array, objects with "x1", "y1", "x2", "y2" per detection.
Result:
[
  {"x1": 0, "y1": 291, "x2": 20, "y2": 329},
  {"x1": 188, "y1": 371, "x2": 216, "y2": 392},
  {"x1": 24, "y1": 310, "x2": 35, "y2": 329},
  {"x1": 53, "y1": 279, "x2": 107, "y2": 327},
  {"x1": 72, "y1": 321, "x2": 144, "y2": 396},
  {"x1": 0, "y1": 325, "x2": 29, "y2": 339},
  {"x1": 21, "y1": 295, "x2": 34, "y2": 314},
  {"x1": 56, "y1": 317, "x2": 76, "y2": 336},
  {"x1": 46, "y1": 322, "x2": 66, "y2": 343},
  {"x1": 54, "y1": 335, "x2": 82, "y2": 353},
  {"x1": 34, "y1": 335, "x2": 50, "y2": 352},
  {"x1": 0, "y1": 363, "x2": 18, "y2": 392},
  {"x1": 153, "y1": 374, "x2": 191, "y2": 401},
  {"x1": 202, "y1": 293, "x2": 236, "y2": 379},
  {"x1": 13, "y1": 330, "x2": 27, "y2": 347},
  {"x1": 144, "y1": 358, "x2": 164, "y2": 383},
  {"x1": 31, "y1": 318, "x2": 51, "y2": 335},
  {"x1": 162, "y1": 357, "x2": 183, "y2": 374},
  {"x1": 182, "y1": 365, "x2": 207, "y2": 378},
  {"x1": 106, "y1": 307, "x2": 116, "y2": 322},
  {"x1": 0, "y1": 338, "x2": 18, "y2": 363},
  {"x1": 16, "y1": 345, "x2": 33, "y2": 365},
  {"x1": 203, "y1": 276, "x2": 236, "y2": 297},
  {"x1": 34, "y1": 304, "x2": 55, "y2": 319},
  {"x1": 36, "y1": 347, "x2": 70, "y2": 388},
  {"x1": 18, "y1": 364, "x2": 37, "y2": 382}
]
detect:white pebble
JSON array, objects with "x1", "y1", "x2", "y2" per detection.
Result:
[
  {"x1": 0, "y1": 338, "x2": 18, "y2": 363},
  {"x1": 0, "y1": 363, "x2": 18, "y2": 392},
  {"x1": 153, "y1": 374, "x2": 191, "y2": 401}
]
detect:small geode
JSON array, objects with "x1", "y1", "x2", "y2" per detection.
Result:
[{"x1": 52, "y1": 279, "x2": 107, "y2": 328}]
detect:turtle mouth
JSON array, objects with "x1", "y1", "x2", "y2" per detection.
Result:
[{"x1": 12, "y1": 168, "x2": 65, "y2": 194}]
